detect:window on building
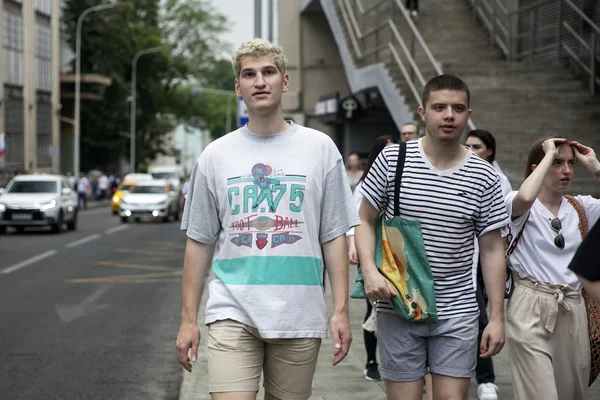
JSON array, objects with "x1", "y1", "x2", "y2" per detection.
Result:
[
  {"x1": 3, "y1": 89, "x2": 24, "y2": 169},
  {"x1": 2, "y1": 9, "x2": 24, "y2": 86},
  {"x1": 36, "y1": 97, "x2": 52, "y2": 167},
  {"x1": 35, "y1": 20, "x2": 52, "y2": 91},
  {"x1": 35, "y1": 0, "x2": 52, "y2": 16}
]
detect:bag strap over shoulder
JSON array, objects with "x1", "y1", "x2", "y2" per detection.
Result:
[
  {"x1": 506, "y1": 218, "x2": 528, "y2": 257},
  {"x1": 565, "y1": 195, "x2": 589, "y2": 239},
  {"x1": 393, "y1": 142, "x2": 407, "y2": 217}
]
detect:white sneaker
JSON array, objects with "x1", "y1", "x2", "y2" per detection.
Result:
[{"x1": 478, "y1": 383, "x2": 498, "y2": 400}]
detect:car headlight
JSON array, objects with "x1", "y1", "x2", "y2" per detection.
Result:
[
  {"x1": 0, "y1": 203, "x2": 5, "y2": 212},
  {"x1": 40, "y1": 200, "x2": 57, "y2": 211},
  {"x1": 112, "y1": 195, "x2": 120, "y2": 202}
]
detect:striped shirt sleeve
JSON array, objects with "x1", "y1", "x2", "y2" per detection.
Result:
[{"x1": 475, "y1": 174, "x2": 510, "y2": 237}]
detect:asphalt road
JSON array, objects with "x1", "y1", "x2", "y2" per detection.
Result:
[{"x1": 0, "y1": 207, "x2": 186, "y2": 400}]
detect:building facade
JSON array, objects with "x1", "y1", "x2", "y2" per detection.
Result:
[
  {"x1": 1, "y1": 0, "x2": 61, "y2": 173},
  {"x1": 277, "y1": 0, "x2": 399, "y2": 159}
]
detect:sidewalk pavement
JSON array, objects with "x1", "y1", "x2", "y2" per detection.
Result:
[
  {"x1": 179, "y1": 269, "x2": 600, "y2": 400},
  {"x1": 81, "y1": 199, "x2": 110, "y2": 211}
]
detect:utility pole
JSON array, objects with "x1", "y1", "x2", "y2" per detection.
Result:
[
  {"x1": 267, "y1": 0, "x2": 274, "y2": 42},
  {"x1": 254, "y1": 0, "x2": 262, "y2": 38},
  {"x1": 130, "y1": 46, "x2": 163, "y2": 173},
  {"x1": 75, "y1": 2, "x2": 129, "y2": 176}
]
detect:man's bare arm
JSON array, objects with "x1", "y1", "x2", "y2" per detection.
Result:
[
  {"x1": 478, "y1": 229, "x2": 506, "y2": 357},
  {"x1": 176, "y1": 238, "x2": 214, "y2": 372},
  {"x1": 355, "y1": 198, "x2": 397, "y2": 300},
  {"x1": 354, "y1": 198, "x2": 379, "y2": 275},
  {"x1": 181, "y1": 238, "x2": 214, "y2": 322},
  {"x1": 322, "y1": 235, "x2": 352, "y2": 366}
]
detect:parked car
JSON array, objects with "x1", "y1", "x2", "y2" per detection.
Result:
[
  {"x1": 119, "y1": 179, "x2": 180, "y2": 223},
  {"x1": 0, "y1": 174, "x2": 78, "y2": 233}
]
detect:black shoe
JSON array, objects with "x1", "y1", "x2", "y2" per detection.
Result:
[{"x1": 364, "y1": 361, "x2": 381, "y2": 382}]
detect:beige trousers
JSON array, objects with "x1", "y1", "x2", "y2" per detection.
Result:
[{"x1": 506, "y1": 275, "x2": 590, "y2": 400}]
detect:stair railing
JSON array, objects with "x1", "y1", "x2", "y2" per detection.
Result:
[
  {"x1": 336, "y1": 0, "x2": 476, "y2": 130},
  {"x1": 467, "y1": 0, "x2": 600, "y2": 95}
]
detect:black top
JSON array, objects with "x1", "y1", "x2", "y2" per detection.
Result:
[{"x1": 568, "y1": 220, "x2": 600, "y2": 281}]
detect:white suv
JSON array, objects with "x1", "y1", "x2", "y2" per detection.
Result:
[{"x1": 0, "y1": 174, "x2": 78, "y2": 234}]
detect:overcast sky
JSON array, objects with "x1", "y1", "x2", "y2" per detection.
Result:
[{"x1": 211, "y1": 0, "x2": 278, "y2": 58}]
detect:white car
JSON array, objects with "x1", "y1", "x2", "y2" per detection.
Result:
[
  {"x1": 119, "y1": 179, "x2": 180, "y2": 223},
  {"x1": 0, "y1": 174, "x2": 78, "y2": 233}
]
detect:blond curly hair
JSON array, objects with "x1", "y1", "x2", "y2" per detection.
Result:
[{"x1": 232, "y1": 38, "x2": 288, "y2": 78}]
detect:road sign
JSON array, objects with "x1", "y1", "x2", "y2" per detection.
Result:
[
  {"x1": 0, "y1": 132, "x2": 5, "y2": 169},
  {"x1": 237, "y1": 98, "x2": 249, "y2": 127},
  {"x1": 0, "y1": 132, "x2": 5, "y2": 156}
]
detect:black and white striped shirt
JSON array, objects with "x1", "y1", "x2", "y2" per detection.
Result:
[{"x1": 360, "y1": 140, "x2": 509, "y2": 319}]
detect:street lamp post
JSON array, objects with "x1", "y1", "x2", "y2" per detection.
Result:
[
  {"x1": 74, "y1": 2, "x2": 129, "y2": 177},
  {"x1": 190, "y1": 87, "x2": 237, "y2": 133},
  {"x1": 130, "y1": 46, "x2": 163, "y2": 173}
]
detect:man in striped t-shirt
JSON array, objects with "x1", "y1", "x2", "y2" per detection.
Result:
[{"x1": 355, "y1": 75, "x2": 509, "y2": 400}]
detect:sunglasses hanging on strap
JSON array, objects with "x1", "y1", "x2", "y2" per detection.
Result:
[{"x1": 502, "y1": 217, "x2": 529, "y2": 299}]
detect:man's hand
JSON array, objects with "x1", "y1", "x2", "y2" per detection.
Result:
[
  {"x1": 330, "y1": 311, "x2": 352, "y2": 366},
  {"x1": 348, "y1": 237, "x2": 359, "y2": 264},
  {"x1": 363, "y1": 268, "x2": 397, "y2": 302},
  {"x1": 480, "y1": 319, "x2": 505, "y2": 358},
  {"x1": 176, "y1": 321, "x2": 201, "y2": 372}
]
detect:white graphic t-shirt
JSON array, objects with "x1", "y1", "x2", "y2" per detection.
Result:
[{"x1": 181, "y1": 123, "x2": 360, "y2": 338}]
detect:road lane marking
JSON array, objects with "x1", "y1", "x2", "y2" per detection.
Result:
[
  {"x1": 1, "y1": 250, "x2": 58, "y2": 274},
  {"x1": 105, "y1": 225, "x2": 129, "y2": 235},
  {"x1": 116, "y1": 248, "x2": 182, "y2": 257},
  {"x1": 68, "y1": 278, "x2": 181, "y2": 284},
  {"x1": 140, "y1": 240, "x2": 185, "y2": 249},
  {"x1": 65, "y1": 234, "x2": 101, "y2": 248},
  {"x1": 96, "y1": 260, "x2": 179, "y2": 271},
  {"x1": 67, "y1": 270, "x2": 182, "y2": 284}
]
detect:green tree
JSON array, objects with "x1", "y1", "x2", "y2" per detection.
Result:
[
  {"x1": 61, "y1": 0, "x2": 228, "y2": 172},
  {"x1": 168, "y1": 59, "x2": 237, "y2": 139}
]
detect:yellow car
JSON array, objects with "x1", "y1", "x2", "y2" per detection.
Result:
[{"x1": 111, "y1": 180, "x2": 137, "y2": 215}]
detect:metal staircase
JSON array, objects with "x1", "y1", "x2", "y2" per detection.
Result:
[{"x1": 319, "y1": 0, "x2": 600, "y2": 194}]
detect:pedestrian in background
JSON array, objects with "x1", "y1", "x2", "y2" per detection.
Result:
[
  {"x1": 346, "y1": 152, "x2": 363, "y2": 193},
  {"x1": 76, "y1": 173, "x2": 90, "y2": 210},
  {"x1": 405, "y1": 0, "x2": 419, "y2": 19},
  {"x1": 400, "y1": 122, "x2": 419, "y2": 143},
  {"x1": 465, "y1": 129, "x2": 511, "y2": 400}
]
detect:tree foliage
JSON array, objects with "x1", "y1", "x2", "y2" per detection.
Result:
[{"x1": 61, "y1": 0, "x2": 232, "y2": 172}]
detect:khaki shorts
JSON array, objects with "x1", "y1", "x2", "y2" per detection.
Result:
[{"x1": 207, "y1": 319, "x2": 321, "y2": 399}]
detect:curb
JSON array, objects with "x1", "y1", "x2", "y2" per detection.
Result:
[{"x1": 81, "y1": 201, "x2": 110, "y2": 211}]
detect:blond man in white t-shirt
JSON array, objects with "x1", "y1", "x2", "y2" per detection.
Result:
[
  {"x1": 175, "y1": 39, "x2": 359, "y2": 400},
  {"x1": 505, "y1": 137, "x2": 600, "y2": 400}
]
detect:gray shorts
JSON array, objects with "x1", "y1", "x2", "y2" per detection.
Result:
[{"x1": 377, "y1": 311, "x2": 479, "y2": 382}]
